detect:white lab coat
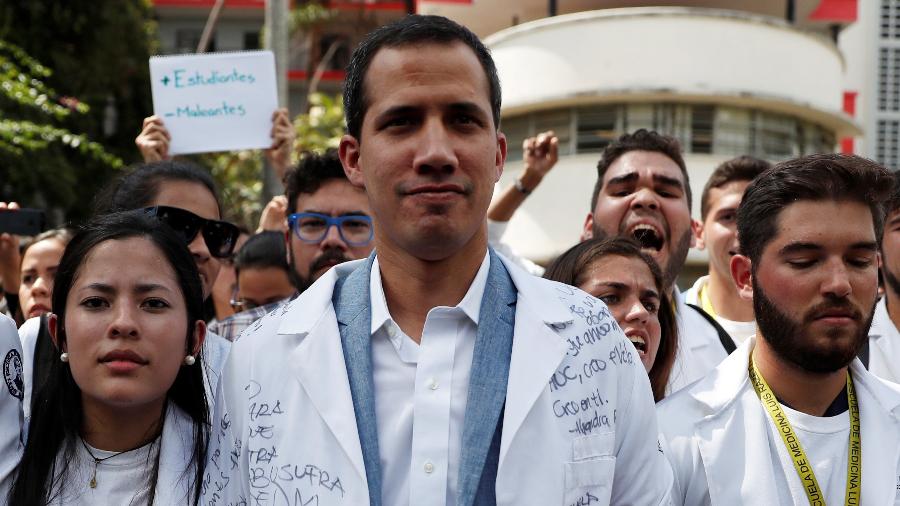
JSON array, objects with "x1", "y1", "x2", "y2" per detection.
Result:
[
  {"x1": 868, "y1": 297, "x2": 900, "y2": 383},
  {"x1": 0, "y1": 314, "x2": 23, "y2": 499},
  {"x1": 657, "y1": 336, "x2": 900, "y2": 505},
  {"x1": 200, "y1": 255, "x2": 674, "y2": 505},
  {"x1": 666, "y1": 289, "x2": 731, "y2": 394}
]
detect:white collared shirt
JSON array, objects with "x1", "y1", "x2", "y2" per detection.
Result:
[
  {"x1": 369, "y1": 252, "x2": 490, "y2": 506},
  {"x1": 868, "y1": 297, "x2": 900, "y2": 383}
]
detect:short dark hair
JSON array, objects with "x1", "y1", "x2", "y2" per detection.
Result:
[
  {"x1": 94, "y1": 160, "x2": 221, "y2": 216},
  {"x1": 700, "y1": 156, "x2": 771, "y2": 220},
  {"x1": 590, "y1": 129, "x2": 690, "y2": 211},
  {"x1": 543, "y1": 237, "x2": 677, "y2": 402},
  {"x1": 284, "y1": 150, "x2": 349, "y2": 214},
  {"x1": 886, "y1": 170, "x2": 900, "y2": 218},
  {"x1": 343, "y1": 14, "x2": 501, "y2": 140},
  {"x1": 234, "y1": 231, "x2": 289, "y2": 277},
  {"x1": 737, "y1": 153, "x2": 893, "y2": 268}
]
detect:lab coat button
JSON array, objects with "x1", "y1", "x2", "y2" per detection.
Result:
[{"x1": 424, "y1": 461, "x2": 434, "y2": 473}]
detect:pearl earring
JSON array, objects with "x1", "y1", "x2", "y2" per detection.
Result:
[
  {"x1": 183, "y1": 355, "x2": 195, "y2": 366},
  {"x1": 60, "y1": 352, "x2": 69, "y2": 363}
]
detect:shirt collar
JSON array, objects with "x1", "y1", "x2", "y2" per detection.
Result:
[{"x1": 370, "y1": 251, "x2": 491, "y2": 335}]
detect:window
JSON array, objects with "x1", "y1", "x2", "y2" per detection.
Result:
[
  {"x1": 244, "y1": 31, "x2": 260, "y2": 50},
  {"x1": 501, "y1": 103, "x2": 834, "y2": 162},
  {"x1": 690, "y1": 105, "x2": 714, "y2": 154},
  {"x1": 877, "y1": 120, "x2": 900, "y2": 169},
  {"x1": 174, "y1": 28, "x2": 210, "y2": 54},
  {"x1": 712, "y1": 107, "x2": 751, "y2": 156},
  {"x1": 502, "y1": 116, "x2": 530, "y2": 162},
  {"x1": 533, "y1": 109, "x2": 572, "y2": 155},
  {"x1": 576, "y1": 105, "x2": 619, "y2": 153}
]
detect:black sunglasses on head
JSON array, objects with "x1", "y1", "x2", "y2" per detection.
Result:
[{"x1": 143, "y1": 205, "x2": 240, "y2": 258}]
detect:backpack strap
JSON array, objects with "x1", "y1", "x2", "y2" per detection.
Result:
[{"x1": 685, "y1": 303, "x2": 737, "y2": 354}]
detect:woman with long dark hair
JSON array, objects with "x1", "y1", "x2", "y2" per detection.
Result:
[
  {"x1": 95, "y1": 160, "x2": 239, "y2": 402},
  {"x1": 544, "y1": 237, "x2": 678, "y2": 401},
  {"x1": 8, "y1": 212, "x2": 209, "y2": 505}
]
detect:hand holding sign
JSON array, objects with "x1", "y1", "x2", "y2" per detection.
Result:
[{"x1": 149, "y1": 51, "x2": 279, "y2": 155}]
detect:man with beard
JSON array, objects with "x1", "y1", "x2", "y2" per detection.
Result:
[
  {"x1": 209, "y1": 150, "x2": 374, "y2": 340},
  {"x1": 867, "y1": 170, "x2": 900, "y2": 382},
  {"x1": 658, "y1": 154, "x2": 900, "y2": 505},
  {"x1": 583, "y1": 129, "x2": 731, "y2": 394}
]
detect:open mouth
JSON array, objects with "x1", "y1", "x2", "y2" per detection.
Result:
[
  {"x1": 628, "y1": 335, "x2": 647, "y2": 355},
  {"x1": 631, "y1": 224, "x2": 664, "y2": 251}
]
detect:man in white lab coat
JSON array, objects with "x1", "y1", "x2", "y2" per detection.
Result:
[
  {"x1": 868, "y1": 170, "x2": 900, "y2": 382},
  {"x1": 580, "y1": 130, "x2": 734, "y2": 394},
  {"x1": 200, "y1": 14, "x2": 672, "y2": 506},
  {"x1": 683, "y1": 156, "x2": 771, "y2": 347},
  {"x1": 659, "y1": 154, "x2": 900, "y2": 505}
]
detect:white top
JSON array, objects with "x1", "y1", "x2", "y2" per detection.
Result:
[
  {"x1": 766, "y1": 404, "x2": 851, "y2": 505},
  {"x1": 683, "y1": 275, "x2": 757, "y2": 346},
  {"x1": 868, "y1": 297, "x2": 900, "y2": 383},
  {"x1": 199, "y1": 254, "x2": 675, "y2": 505},
  {"x1": 658, "y1": 336, "x2": 900, "y2": 505},
  {"x1": 51, "y1": 438, "x2": 157, "y2": 505},
  {"x1": 369, "y1": 253, "x2": 489, "y2": 506},
  {"x1": 666, "y1": 289, "x2": 730, "y2": 395},
  {"x1": 17, "y1": 316, "x2": 230, "y2": 422},
  {"x1": 0, "y1": 314, "x2": 23, "y2": 499},
  {"x1": 46, "y1": 403, "x2": 199, "y2": 505}
]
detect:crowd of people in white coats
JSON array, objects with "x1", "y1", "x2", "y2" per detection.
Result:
[{"x1": 0, "y1": 13, "x2": 899, "y2": 506}]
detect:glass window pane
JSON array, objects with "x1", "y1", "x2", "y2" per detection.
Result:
[
  {"x1": 502, "y1": 115, "x2": 530, "y2": 162},
  {"x1": 690, "y1": 105, "x2": 715, "y2": 154},
  {"x1": 576, "y1": 105, "x2": 620, "y2": 153},
  {"x1": 713, "y1": 107, "x2": 751, "y2": 156},
  {"x1": 533, "y1": 109, "x2": 572, "y2": 155}
]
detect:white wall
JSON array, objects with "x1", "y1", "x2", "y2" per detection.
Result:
[{"x1": 486, "y1": 8, "x2": 851, "y2": 133}]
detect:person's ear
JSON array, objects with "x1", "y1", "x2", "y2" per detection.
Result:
[
  {"x1": 339, "y1": 134, "x2": 365, "y2": 189},
  {"x1": 690, "y1": 218, "x2": 701, "y2": 249},
  {"x1": 494, "y1": 131, "x2": 507, "y2": 181},
  {"x1": 190, "y1": 320, "x2": 206, "y2": 358},
  {"x1": 731, "y1": 254, "x2": 753, "y2": 301},
  {"x1": 48, "y1": 313, "x2": 64, "y2": 352},
  {"x1": 693, "y1": 220, "x2": 705, "y2": 250},
  {"x1": 581, "y1": 213, "x2": 595, "y2": 241}
]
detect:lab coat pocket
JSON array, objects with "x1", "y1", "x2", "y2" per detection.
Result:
[
  {"x1": 564, "y1": 432, "x2": 615, "y2": 505},
  {"x1": 563, "y1": 458, "x2": 615, "y2": 505}
]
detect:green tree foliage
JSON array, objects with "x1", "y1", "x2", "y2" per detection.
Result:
[
  {"x1": 199, "y1": 150, "x2": 265, "y2": 231},
  {"x1": 199, "y1": 92, "x2": 344, "y2": 231},
  {"x1": 0, "y1": 1, "x2": 156, "y2": 224},
  {"x1": 294, "y1": 92, "x2": 344, "y2": 153}
]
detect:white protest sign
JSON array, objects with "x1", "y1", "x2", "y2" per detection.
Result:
[{"x1": 149, "y1": 50, "x2": 278, "y2": 155}]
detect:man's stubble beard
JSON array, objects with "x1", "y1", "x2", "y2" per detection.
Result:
[{"x1": 752, "y1": 277, "x2": 874, "y2": 374}]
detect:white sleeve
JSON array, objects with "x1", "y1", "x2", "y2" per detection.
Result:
[
  {"x1": 610, "y1": 355, "x2": 675, "y2": 505},
  {"x1": 487, "y1": 220, "x2": 546, "y2": 277},
  {"x1": 200, "y1": 345, "x2": 250, "y2": 505},
  {"x1": 0, "y1": 314, "x2": 24, "y2": 498},
  {"x1": 16, "y1": 317, "x2": 40, "y2": 422}
]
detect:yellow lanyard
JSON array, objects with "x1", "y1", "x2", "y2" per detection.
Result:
[
  {"x1": 698, "y1": 284, "x2": 718, "y2": 319},
  {"x1": 748, "y1": 360, "x2": 861, "y2": 506}
]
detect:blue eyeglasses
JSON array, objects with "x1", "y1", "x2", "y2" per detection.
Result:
[{"x1": 288, "y1": 212, "x2": 374, "y2": 246}]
